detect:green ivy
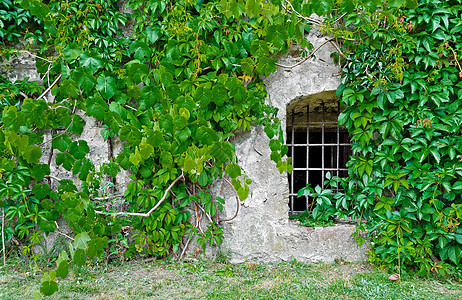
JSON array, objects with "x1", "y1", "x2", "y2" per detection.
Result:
[
  {"x1": 0, "y1": 0, "x2": 312, "y2": 296},
  {"x1": 296, "y1": 0, "x2": 462, "y2": 279}
]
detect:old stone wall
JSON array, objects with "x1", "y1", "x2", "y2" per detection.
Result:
[
  {"x1": 3, "y1": 29, "x2": 369, "y2": 262},
  {"x1": 216, "y1": 31, "x2": 369, "y2": 263}
]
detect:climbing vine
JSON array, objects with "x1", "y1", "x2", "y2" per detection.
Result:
[
  {"x1": 296, "y1": 0, "x2": 462, "y2": 280},
  {"x1": 3, "y1": 0, "x2": 461, "y2": 296},
  {"x1": 0, "y1": 0, "x2": 311, "y2": 296}
]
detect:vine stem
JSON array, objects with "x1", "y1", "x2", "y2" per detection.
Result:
[
  {"x1": 95, "y1": 174, "x2": 184, "y2": 217},
  {"x1": 218, "y1": 177, "x2": 240, "y2": 222},
  {"x1": 2, "y1": 207, "x2": 5, "y2": 266},
  {"x1": 179, "y1": 234, "x2": 192, "y2": 260},
  {"x1": 282, "y1": 0, "x2": 323, "y2": 25},
  {"x1": 38, "y1": 99, "x2": 77, "y2": 147},
  {"x1": 18, "y1": 50, "x2": 52, "y2": 63},
  {"x1": 37, "y1": 74, "x2": 61, "y2": 100},
  {"x1": 54, "y1": 221, "x2": 74, "y2": 241},
  {"x1": 274, "y1": 38, "x2": 337, "y2": 69}
]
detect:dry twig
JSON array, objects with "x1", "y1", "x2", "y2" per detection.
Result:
[
  {"x1": 218, "y1": 177, "x2": 240, "y2": 222},
  {"x1": 95, "y1": 174, "x2": 184, "y2": 217}
]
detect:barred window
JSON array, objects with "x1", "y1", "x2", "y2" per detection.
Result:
[{"x1": 287, "y1": 100, "x2": 352, "y2": 214}]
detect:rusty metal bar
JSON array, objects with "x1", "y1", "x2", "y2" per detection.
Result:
[
  {"x1": 290, "y1": 109, "x2": 295, "y2": 214},
  {"x1": 336, "y1": 101, "x2": 340, "y2": 190},
  {"x1": 321, "y1": 101, "x2": 325, "y2": 189},
  {"x1": 306, "y1": 104, "x2": 309, "y2": 210}
]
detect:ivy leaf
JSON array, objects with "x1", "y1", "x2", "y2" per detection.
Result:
[
  {"x1": 72, "y1": 158, "x2": 94, "y2": 181},
  {"x1": 74, "y1": 232, "x2": 91, "y2": 250},
  {"x1": 23, "y1": 145, "x2": 42, "y2": 164},
  {"x1": 62, "y1": 43, "x2": 81, "y2": 62},
  {"x1": 73, "y1": 248, "x2": 86, "y2": 267},
  {"x1": 104, "y1": 111, "x2": 123, "y2": 133},
  {"x1": 341, "y1": 0, "x2": 356, "y2": 13},
  {"x1": 69, "y1": 140, "x2": 90, "y2": 160},
  {"x1": 250, "y1": 40, "x2": 269, "y2": 58},
  {"x1": 52, "y1": 134, "x2": 72, "y2": 152},
  {"x1": 56, "y1": 79, "x2": 79, "y2": 98},
  {"x1": 100, "y1": 125, "x2": 114, "y2": 141},
  {"x1": 195, "y1": 126, "x2": 218, "y2": 145},
  {"x1": 212, "y1": 85, "x2": 229, "y2": 106},
  {"x1": 32, "y1": 164, "x2": 50, "y2": 182},
  {"x1": 175, "y1": 127, "x2": 191, "y2": 142},
  {"x1": 225, "y1": 163, "x2": 241, "y2": 178},
  {"x1": 219, "y1": 0, "x2": 237, "y2": 18},
  {"x1": 58, "y1": 179, "x2": 77, "y2": 193},
  {"x1": 406, "y1": 0, "x2": 418, "y2": 9},
  {"x1": 245, "y1": 0, "x2": 260, "y2": 18},
  {"x1": 40, "y1": 280, "x2": 58, "y2": 296},
  {"x1": 362, "y1": 0, "x2": 380, "y2": 12},
  {"x1": 102, "y1": 161, "x2": 120, "y2": 178},
  {"x1": 389, "y1": 0, "x2": 405, "y2": 7},
  {"x1": 145, "y1": 26, "x2": 159, "y2": 43},
  {"x1": 67, "y1": 114, "x2": 85, "y2": 135},
  {"x1": 86, "y1": 95, "x2": 109, "y2": 120},
  {"x1": 241, "y1": 57, "x2": 254, "y2": 75},
  {"x1": 140, "y1": 85, "x2": 162, "y2": 110},
  {"x1": 129, "y1": 151, "x2": 142, "y2": 166},
  {"x1": 159, "y1": 114, "x2": 174, "y2": 134},
  {"x1": 196, "y1": 85, "x2": 213, "y2": 108},
  {"x1": 116, "y1": 152, "x2": 131, "y2": 170},
  {"x1": 80, "y1": 52, "x2": 103, "y2": 73},
  {"x1": 129, "y1": 40, "x2": 151, "y2": 61},
  {"x1": 146, "y1": 130, "x2": 164, "y2": 147},
  {"x1": 120, "y1": 125, "x2": 142, "y2": 147},
  {"x1": 183, "y1": 158, "x2": 197, "y2": 173},
  {"x1": 256, "y1": 56, "x2": 277, "y2": 76},
  {"x1": 139, "y1": 143, "x2": 154, "y2": 159},
  {"x1": 96, "y1": 75, "x2": 117, "y2": 100},
  {"x1": 3, "y1": 106, "x2": 24, "y2": 132},
  {"x1": 211, "y1": 141, "x2": 234, "y2": 164},
  {"x1": 30, "y1": 0, "x2": 50, "y2": 20},
  {"x1": 72, "y1": 67, "x2": 96, "y2": 92},
  {"x1": 125, "y1": 61, "x2": 149, "y2": 84},
  {"x1": 56, "y1": 260, "x2": 69, "y2": 279},
  {"x1": 311, "y1": 0, "x2": 333, "y2": 15},
  {"x1": 32, "y1": 184, "x2": 51, "y2": 200},
  {"x1": 56, "y1": 153, "x2": 75, "y2": 171},
  {"x1": 265, "y1": 25, "x2": 289, "y2": 49}
]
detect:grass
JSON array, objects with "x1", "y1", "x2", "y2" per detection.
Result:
[{"x1": 0, "y1": 256, "x2": 461, "y2": 299}]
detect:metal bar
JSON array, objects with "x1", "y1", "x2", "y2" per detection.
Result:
[
  {"x1": 336, "y1": 101, "x2": 340, "y2": 190},
  {"x1": 290, "y1": 109, "x2": 295, "y2": 214},
  {"x1": 291, "y1": 121, "x2": 338, "y2": 125},
  {"x1": 306, "y1": 104, "x2": 310, "y2": 209},
  {"x1": 321, "y1": 102, "x2": 325, "y2": 189},
  {"x1": 290, "y1": 143, "x2": 352, "y2": 146},
  {"x1": 293, "y1": 168, "x2": 349, "y2": 171}
]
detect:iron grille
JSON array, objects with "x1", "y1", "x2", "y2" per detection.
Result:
[{"x1": 287, "y1": 101, "x2": 352, "y2": 214}]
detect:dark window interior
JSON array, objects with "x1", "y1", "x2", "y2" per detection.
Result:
[{"x1": 287, "y1": 101, "x2": 352, "y2": 214}]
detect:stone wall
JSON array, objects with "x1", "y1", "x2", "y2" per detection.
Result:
[
  {"x1": 2, "y1": 30, "x2": 369, "y2": 263},
  {"x1": 216, "y1": 31, "x2": 369, "y2": 263}
]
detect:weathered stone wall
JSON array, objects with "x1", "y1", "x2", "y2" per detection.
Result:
[
  {"x1": 3, "y1": 28, "x2": 369, "y2": 262},
  {"x1": 216, "y1": 31, "x2": 369, "y2": 263}
]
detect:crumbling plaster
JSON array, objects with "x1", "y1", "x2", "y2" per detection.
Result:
[{"x1": 216, "y1": 33, "x2": 369, "y2": 263}]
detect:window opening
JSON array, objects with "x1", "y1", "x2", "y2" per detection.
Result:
[{"x1": 287, "y1": 101, "x2": 352, "y2": 214}]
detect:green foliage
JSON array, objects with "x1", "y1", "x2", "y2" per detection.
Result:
[
  {"x1": 298, "y1": 0, "x2": 462, "y2": 279},
  {"x1": 1, "y1": 0, "x2": 308, "y2": 296},
  {"x1": 0, "y1": 0, "x2": 43, "y2": 44}
]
